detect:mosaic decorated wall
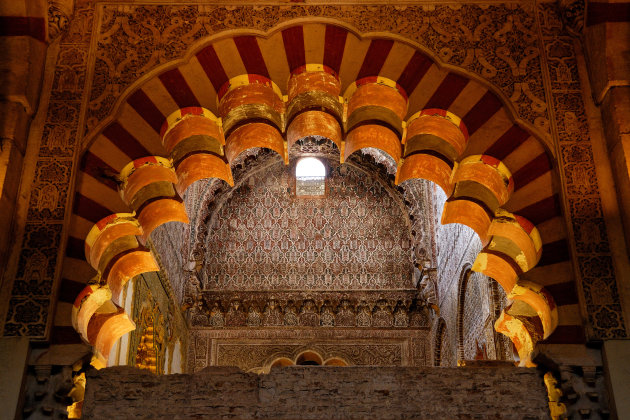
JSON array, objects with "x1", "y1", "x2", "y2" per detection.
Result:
[{"x1": 184, "y1": 153, "x2": 433, "y2": 371}]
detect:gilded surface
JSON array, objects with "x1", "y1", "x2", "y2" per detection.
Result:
[{"x1": 127, "y1": 271, "x2": 187, "y2": 374}]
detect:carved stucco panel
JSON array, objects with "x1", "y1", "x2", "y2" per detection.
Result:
[
  {"x1": 87, "y1": 4, "x2": 548, "y2": 134},
  {"x1": 188, "y1": 328, "x2": 430, "y2": 372},
  {"x1": 4, "y1": 1, "x2": 625, "y2": 344}
]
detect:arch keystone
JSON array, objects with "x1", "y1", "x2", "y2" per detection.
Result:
[
  {"x1": 84, "y1": 213, "x2": 142, "y2": 270},
  {"x1": 72, "y1": 283, "x2": 112, "y2": 343},
  {"x1": 404, "y1": 109, "x2": 468, "y2": 162},
  {"x1": 83, "y1": 213, "x2": 159, "y2": 303},
  {"x1": 397, "y1": 108, "x2": 468, "y2": 195},
  {"x1": 494, "y1": 303, "x2": 543, "y2": 367},
  {"x1": 486, "y1": 210, "x2": 542, "y2": 272},
  {"x1": 508, "y1": 281, "x2": 558, "y2": 339},
  {"x1": 87, "y1": 306, "x2": 135, "y2": 367},
  {"x1": 472, "y1": 251, "x2": 520, "y2": 293},
  {"x1": 441, "y1": 198, "x2": 492, "y2": 244}
]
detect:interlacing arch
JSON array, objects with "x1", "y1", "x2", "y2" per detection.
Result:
[{"x1": 70, "y1": 22, "x2": 564, "y2": 368}]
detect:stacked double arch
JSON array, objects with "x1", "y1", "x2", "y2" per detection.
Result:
[{"x1": 72, "y1": 64, "x2": 555, "y2": 367}]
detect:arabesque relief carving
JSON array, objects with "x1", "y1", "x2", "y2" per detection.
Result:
[
  {"x1": 188, "y1": 141, "x2": 435, "y2": 298},
  {"x1": 216, "y1": 343, "x2": 403, "y2": 372},
  {"x1": 190, "y1": 290, "x2": 430, "y2": 329},
  {"x1": 537, "y1": 2, "x2": 625, "y2": 337},
  {"x1": 200, "y1": 159, "x2": 414, "y2": 292},
  {"x1": 88, "y1": 4, "x2": 548, "y2": 134},
  {"x1": 189, "y1": 327, "x2": 430, "y2": 372},
  {"x1": 3, "y1": 4, "x2": 94, "y2": 338},
  {"x1": 4, "y1": 2, "x2": 625, "y2": 346}
]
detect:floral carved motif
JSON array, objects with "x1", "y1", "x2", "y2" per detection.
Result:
[
  {"x1": 538, "y1": 3, "x2": 626, "y2": 338},
  {"x1": 87, "y1": 4, "x2": 549, "y2": 133},
  {"x1": 4, "y1": 2, "x2": 625, "y2": 343},
  {"x1": 3, "y1": 5, "x2": 94, "y2": 338},
  {"x1": 191, "y1": 290, "x2": 430, "y2": 329},
  {"x1": 189, "y1": 328, "x2": 430, "y2": 372},
  {"x1": 216, "y1": 343, "x2": 403, "y2": 372}
]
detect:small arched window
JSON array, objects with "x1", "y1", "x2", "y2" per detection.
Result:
[{"x1": 295, "y1": 157, "x2": 326, "y2": 196}]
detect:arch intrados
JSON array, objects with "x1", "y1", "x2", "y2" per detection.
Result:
[
  {"x1": 296, "y1": 351, "x2": 324, "y2": 366},
  {"x1": 323, "y1": 357, "x2": 349, "y2": 367},
  {"x1": 264, "y1": 351, "x2": 349, "y2": 372},
  {"x1": 270, "y1": 357, "x2": 294, "y2": 368},
  {"x1": 433, "y1": 318, "x2": 448, "y2": 367},
  {"x1": 456, "y1": 265, "x2": 473, "y2": 362},
  {"x1": 79, "y1": 18, "x2": 554, "y2": 161}
]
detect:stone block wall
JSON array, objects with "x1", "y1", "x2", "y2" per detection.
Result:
[{"x1": 82, "y1": 365, "x2": 551, "y2": 419}]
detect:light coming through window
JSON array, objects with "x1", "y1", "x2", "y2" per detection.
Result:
[{"x1": 295, "y1": 157, "x2": 325, "y2": 196}]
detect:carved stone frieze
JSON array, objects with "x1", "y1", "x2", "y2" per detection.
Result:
[
  {"x1": 22, "y1": 365, "x2": 75, "y2": 418},
  {"x1": 558, "y1": 365, "x2": 610, "y2": 419},
  {"x1": 4, "y1": 223, "x2": 63, "y2": 336},
  {"x1": 191, "y1": 290, "x2": 430, "y2": 329},
  {"x1": 3, "y1": 4, "x2": 94, "y2": 338},
  {"x1": 556, "y1": 0, "x2": 585, "y2": 37},
  {"x1": 188, "y1": 328, "x2": 430, "y2": 372},
  {"x1": 216, "y1": 343, "x2": 403, "y2": 372}
]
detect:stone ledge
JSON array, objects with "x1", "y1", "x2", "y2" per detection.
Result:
[{"x1": 83, "y1": 365, "x2": 550, "y2": 419}]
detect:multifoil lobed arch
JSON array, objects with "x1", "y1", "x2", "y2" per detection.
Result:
[{"x1": 66, "y1": 20, "x2": 576, "y2": 367}]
